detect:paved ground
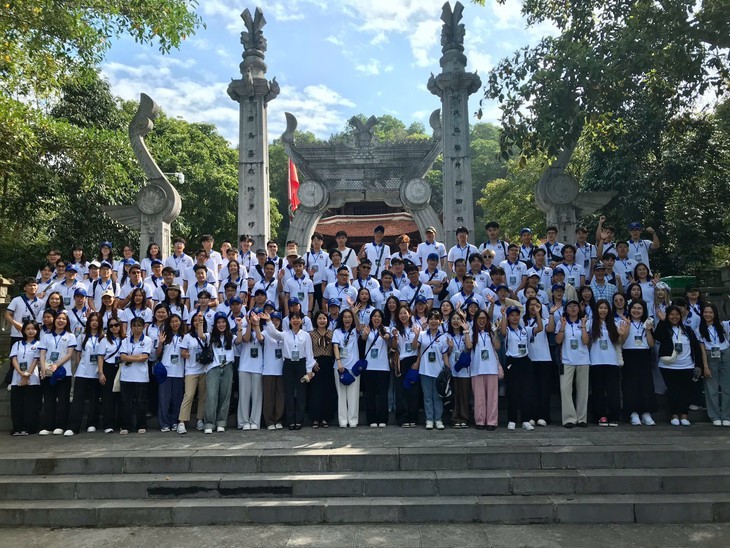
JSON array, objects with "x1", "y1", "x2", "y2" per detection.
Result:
[{"x1": 2, "y1": 524, "x2": 730, "y2": 547}]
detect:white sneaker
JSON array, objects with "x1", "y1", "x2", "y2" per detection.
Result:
[
  {"x1": 196, "y1": 420, "x2": 204, "y2": 431},
  {"x1": 378, "y1": 423, "x2": 386, "y2": 428},
  {"x1": 275, "y1": 423, "x2": 283, "y2": 429},
  {"x1": 435, "y1": 421, "x2": 445, "y2": 430},
  {"x1": 52, "y1": 428, "x2": 63, "y2": 435},
  {"x1": 63, "y1": 430, "x2": 74, "y2": 437},
  {"x1": 425, "y1": 420, "x2": 434, "y2": 430},
  {"x1": 250, "y1": 424, "x2": 259, "y2": 430},
  {"x1": 507, "y1": 421, "x2": 516, "y2": 430},
  {"x1": 177, "y1": 423, "x2": 187, "y2": 435},
  {"x1": 670, "y1": 418, "x2": 680, "y2": 426},
  {"x1": 119, "y1": 429, "x2": 129, "y2": 435},
  {"x1": 216, "y1": 426, "x2": 225, "y2": 432},
  {"x1": 86, "y1": 426, "x2": 96, "y2": 433},
  {"x1": 267, "y1": 425, "x2": 276, "y2": 430},
  {"x1": 522, "y1": 422, "x2": 534, "y2": 431},
  {"x1": 630, "y1": 412, "x2": 641, "y2": 426},
  {"x1": 537, "y1": 419, "x2": 547, "y2": 427},
  {"x1": 104, "y1": 428, "x2": 114, "y2": 434},
  {"x1": 723, "y1": 420, "x2": 730, "y2": 427},
  {"x1": 529, "y1": 419, "x2": 536, "y2": 426},
  {"x1": 680, "y1": 418, "x2": 691, "y2": 426},
  {"x1": 370, "y1": 423, "x2": 378, "y2": 428},
  {"x1": 39, "y1": 429, "x2": 51, "y2": 436},
  {"x1": 171, "y1": 424, "x2": 178, "y2": 431},
  {"x1": 242, "y1": 424, "x2": 251, "y2": 430},
  {"x1": 160, "y1": 427, "x2": 170, "y2": 433},
  {"x1": 640, "y1": 413, "x2": 655, "y2": 426},
  {"x1": 713, "y1": 419, "x2": 723, "y2": 427},
  {"x1": 349, "y1": 423, "x2": 357, "y2": 428},
  {"x1": 204, "y1": 428, "x2": 213, "y2": 434}
]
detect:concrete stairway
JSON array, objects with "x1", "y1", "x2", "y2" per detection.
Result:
[{"x1": 0, "y1": 427, "x2": 728, "y2": 526}]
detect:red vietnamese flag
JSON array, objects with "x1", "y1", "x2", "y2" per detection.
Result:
[{"x1": 288, "y1": 158, "x2": 301, "y2": 217}]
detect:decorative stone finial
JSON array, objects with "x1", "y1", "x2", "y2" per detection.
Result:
[
  {"x1": 241, "y1": 7, "x2": 267, "y2": 53},
  {"x1": 349, "y1": 115, "x2": 378, "y2": 148},
  {"x1": 440, "y1": 1, "x2": 466, "y2": 52}
]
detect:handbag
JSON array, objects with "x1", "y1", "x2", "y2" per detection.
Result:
[
  {"x1": 198, "y1": 339, "x2": 215, "y2": 366},
  {"x1": 436, "y1": 366, "x2": 453, "y2": 399},
  {"x1": 659, "y1": 349, "x2": 678, "y2": 365}
]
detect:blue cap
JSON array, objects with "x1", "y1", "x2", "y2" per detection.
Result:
[
  {"x1": 153, "y1": 361, "x2": 168, "y2": 384},
  {"x1": 505, "y1": 305, "x2": 521, "y2": 316},
  {"x1": 99, "y1": 260, "x2": 113, "y2": 269},
  {"x1": 270, "y1": 311, "x2": 283, "y2": 320},
  {"x1": 454, "y1": 352, "x2": 471, "y2": 372},
  {"x1": 264, "y1": 300, "x2": 277, "y2": 309},
  {"x1": 150, "y1": 259, "x2": 163, "y2": 266},
  {"x1": 352, "y1": 359, "x2": 368, "y2": 376},
  {"x1": 339, "y1": 369, "x2": 356, "y2": 386},
  {"x1": 427, "y1": 253, "x2": 439, "y2": 262},
  {"x1": 100, "y1": 241, "x2": 113, "y2": 249},
  {"x1": 415, "y1": 295, "x2": 428, "y2": 304},
  {"x1": 402, "y1": 368, "x2": 420, "y2": 390},
  {"x1": 213, "y1": 311, "x2": 228, "y2": 322},
  {"x1": 327, "y1": 298, "x2": 341, "y2": 307},
  {"x1": 628, "y1": 221, "x2": 642, "y2": 230},
  {"x1": 374, "y1": 225, "x2": 385, "y2": 233},
  {"x1": 519, "y1": 227, "x2": 532, "y2": 235},
  {"x1": 230, "y1": 296, "x2": 243, "y2": 305},
  {"x1": 287, "y1": 297, "x2": 300, "y2": 306},
  {"x1": 124, "y1": 258, "x2": 139, "y2": 266},
  {"x1": 551, "y1": 282, "x2": 566, "y2": 291},
  {"x1": 65, "y1": 264, "x2": 78, "y2": 273},
  {"x1": 49, "y1": 365, "x2": 67, "y2": 386},
  {"x1": 495, "y1": 284, "x2": 509, "y2": 292},
  {"x1": 254, "y1": 289, "x2": 267, "y2": 296},
  {"x1": 73, "y1": 288, "x2": 87, "y2": 297}
]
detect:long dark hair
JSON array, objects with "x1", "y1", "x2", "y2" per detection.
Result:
[
  {"x1": 162, "y1": 314, "x2": 187, "y2": 345},
  {"x1": 127, "y1": 287, "x2": 147, "y2": 311},
  {"x1": 336, "y1": 309, "x2": 356, "y2": 333},
  {"x1": 212, "y1": 314, "x2": 233, "y2": 350},
  {"x1": 699, "y1": 303, "x2": 725, "y2": 344},
  {"x1": 578, "y1": 284, "x2": 596, "y2": 312},
  {"x1": 627, "y1": 299, "x2": 649, "y2": 323},
  {"x1": 45, "y1": 291, "x2": 64, "y2": 313},
  {"x1": 146, "y1": 242, "x2": 161, "y2": 260},
  {"x1": 472, "y1": 309, "x2": 491, "y2": 341},
  {"x1": 21, "y1": 320, "x2": 41, "y2": 342},
  {"x1": 71, "y1": 244, "x2": 88, "y2": 265},
  {"x1": 394, "y1": 304, "x2": 413, "y2": 336},
  {"x1": 590, "y1": 299, "x2": 619, "y2": 344},
  {"x1": 82, "y1": 312, "x2": 104, "y2": 349},
  {"x1": 382, "y1": 296, "x2": 401, "y2": 326},
  {"x1": 523, "y1": 297, "x2": 542, "y2": 325},
  {"x1": 368, "y1": 309, "x2": 386, "y2": 336}
]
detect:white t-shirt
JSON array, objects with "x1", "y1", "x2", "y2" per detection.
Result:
[
  {"x1": 164, "y1": 253, "x2": 194, "y2": 286},
  {"x1": 418, "y1": 330, "x2": 449, "y2": 378},
  {"x1": 479, "y1": 240, "x2": 509, "y2": 264},
  {"x1": 39, "y1": 331, "x2": 76, "y2": 366},
  {"x1": 560, "y1": 320, "x2": 590, "y2": 365},
  {"x1": 447, "y1": 244, "x2": 479, "y2": 266},
  {"x1": 158, "y1": 333, "x2": 185, "y2": 378},
  {"x1": 390, "y1": 250, "x2": 420, "y2": 268},
  {"x1": 575, "y1": 242, "x2": 597, "y2": 272},
  {"x1": 448, "y1": 332, "x2": 471, "y2": 379},
  {"x1": 471, "y1": 330, "x2": 499, "y2": 376},
  {"x1": 9, "y1": 340, "x2": 41, "y2": 386},
  {"x1": 180, "y1": 333, "x2": 207, "y2": 376},
  {"x1": 696, "y1": 324, "x2": 730, "y2": 353},
  {"x1": 587, "y1": 320, "x2": 620, "y2": 366},
  {"x1": 98, "y1": 336, "x2": 123, "y2": 365},
  {"x1": 262, "y1": 331, "x2": 284, "y2": 376},
  {"x1": 284, "y1": 275, "x2": 315, "y2": 313},
  {"x1": 526, "y1": 266, "x2": 553, "y2": 292},
  {"x1": 499, "y1": 260, "x2": 528, "y2": 291},
  {"x1": 613, "y1": 257, "x2": 638, "y2": 287},
  {"x1": 207, "y1": 335, "x2": 236, "y2": 373},
  {"x1": 504, "y1": 326, "x2": 530, "y2": 358},
  {"x1": 323, "y1": 284, "x2": 358, "y2": 311},
  {"x1": 75, "y1": 334, "x2": 102, "y2": 379},
  {"x1": 660, "y1": 327, "x2": 694, "y2": 370},
  {"x1": 363, "y1": 242, "x2": 391, "y2": 278},
  {"x1": 395, "y1": 326, "x2": 420, "y2": 359},
  {"x1": 119, "y1": 335, "x2": 153, "y2": 382},
  {"x1": 622, "y1": 320, "x2": 650, "y2": 350},
  {"x1": 363, "y1": 330, "x2": 389, "y2": 372},
  {"x1": 303, "y1": 250, "x2": 330, "y2": 284},
  {"x1": 238, "y1": 331, "x2": 264, "y2": 374},
  {"x1": 6, "y1": 295, "x2": 44, "y2": 338},
  {"x1": 556, "y1": 263, "x2": 585, "y2": 288},
  {"x1": 526, "y1": 313, "x2": 551, "y2": 362},
  {"x1": 627, "y1": 239, "x2": 653, "y2": 268},
  {"x1": 121, "y1": 307, "x2": 153, "y2": 333},
  {"x1": 332, "y1": 327, "x2": 359, "y2": 370},
  {"x1": 416, "y1": 241, "x2": 447, "y2": 271}
]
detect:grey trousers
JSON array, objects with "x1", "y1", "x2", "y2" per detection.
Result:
[
  {"x1": 204, "y1": 363, "x2": 233, "y2": 429},
  {"x1": 237, "y1": 371, "x2": 263, "y2": 428},
  {"x1": 705, "y1": 348, "x2": 730, "y2": 421},
  {"x1": 560, "y1": 364, "x2": 589, "y2": 425}
]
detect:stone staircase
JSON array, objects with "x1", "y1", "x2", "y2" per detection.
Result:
[{"x1": 0, "y1": 427, "x2": 728, "y2": 527}]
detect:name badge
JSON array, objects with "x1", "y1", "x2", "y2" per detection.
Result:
[
  {"x1": 19, "y1": 362, "x2": 28, "y2": 372},
  {"x1": 518, "y1": 343, "x2": 527, "y2": 356},
  {"x1": 453, "y1": 351, "x2": 461, "y2": 362},
  {"x1": 674, "y1": 343, "x2": 683, "y2": 353},
  {"x1": 64, "y1": 297, "x2": 71, "y2": 306},
  {"x1": 509, "y1": 276, "x2": 517, "y2": 286},
  {"x1": 584, "y1": 259, "x2": 589, "y2": 268},
  {"x1": 275, "y1": 349, "x2": 282, "y2": 359},
  {"x1": 174, "y1": 269, "x2": 180, "y2": 277},
  {"x1": 171, "y1": 355, "x2": 179, "y2": 365},
  {"x1": 49, "y1": 351, "x2": 59, "y2": 363},
  {"x1": 428, "y1": 351, "x2": 436, "y2": 363},
  {"x1": 22, "y1": 315, "x2": 31, "y2": 323},
  {"x1": 339, "y1": 347, "x2": 348, "y2": 359},
  {"x1": 570, "y1": 339, "x2": 579, "y2": 350},
  {"x1": 634, "y1": 336, "x2": 644, "y2": 346},
  {"x1": 297, "y1": 292, "x2": 305, "y2": 301},
  {"x1": 405, "y1": 343, "x2": 413, "y2": 353},
  {"x1": 567, "y1": 277, "x2": 576, "y2": 286},
  {"x1": 74, "y1": 325, "x2": 83, "y2": 336},
  {"x1": 370, "y1": 348, "x2": 379, "y2": 359},
  {"x1": 217, "y1": 354, "x2": 225, "y2": 365},
  {"x1": 711, "y1": 346, "x2": 721, "y2": 359},
  {"x1": 538, "y1": 283, "x2": 544, "y2": 290},
  {"x1": 634, "y1": 254, "x2": 642, "y2": 262},
  {"x1": 292, "y1": 350, "x2": 300, "y2": 360},
  {"x1": 115, "y1": 357, "x2": 121, "y2": 365},
  {"x1": 480, "y1": 349, "x2": 489, "y2": 360},
  {"x1": 90, "y1": 354, "x2": 98, "y2": 363},
  {"x1": 250, "y1": 348, "x2": 259, "y2": 358},
  {"x1": 311, "y1": 265, "x2": 319, "y2": 272},
  {"x1": 599, "y1": 340, "x2": 608, "y2": 351}
]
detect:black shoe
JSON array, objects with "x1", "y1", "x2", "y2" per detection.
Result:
[
  {"x1": 288, "y1": 425, "x2": 296, "y2": 430},
  {"x1": 476, "y1": 425, "x2": 486, "y2": 430},
  {"x1": 295, "y1": 424, "x2": 302, "y2": 430},
  {"x1": 563, "y1": 422, "x2": 576, "y2": 429},
  {"x1": 485, "y1": 425, "x2": 496, "y2": 431},
  {"x1": 577, "y1": 422, "x2": 587, "y2": 428}
]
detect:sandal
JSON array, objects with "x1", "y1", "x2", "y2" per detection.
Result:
[
  {"x1": 321, "y1": 421, "x2": 329, "y2": 428},
  {"x1": 312, "y1": 421, "x2": 320, "y2": 429}
]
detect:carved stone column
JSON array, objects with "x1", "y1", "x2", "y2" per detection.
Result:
[
  {"x1": 228, "y1": 7, "x2": 279, "y2": 248},
  {"x1": 428, "y1": 1, "x2": 481, "y2": 249}
]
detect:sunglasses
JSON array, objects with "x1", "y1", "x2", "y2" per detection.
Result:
[{"x1": 108, "y1": 323, "x2": 120, "y2": 328}]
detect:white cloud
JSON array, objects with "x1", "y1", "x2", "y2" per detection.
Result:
[
  {"x1": 326, "y1": 35, "x2": 345, "y2": 46},
  {"x1": 268, "y1": 84, "x2": 356, "y2": 139},
  {"x1": 355, "y1": 59, "x2": 382, "y2": 76},
  {"x1": 468, "y1": 51, "x2": 493, "y2": 77},
  {"x1": 370, "y1": 32, "x2": 389, "y2": 46},
  {"x1": 491, "y1": 0, "x2": 524, "y2": 31}
]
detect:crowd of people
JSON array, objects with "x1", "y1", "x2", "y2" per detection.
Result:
[{"x1": 4, "y1": 218, "x2": 729, "y2": 437}]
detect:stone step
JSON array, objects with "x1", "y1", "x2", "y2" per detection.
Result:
[
  {"x1": 0, "y1": 468, "x2": 728, "y2": 501},
  {"x1": 1, "y1": 443, "x2": 728, "y2": 475},
  {"x1": 0, "y1": 493, "x2": 728, "y2": 526}
]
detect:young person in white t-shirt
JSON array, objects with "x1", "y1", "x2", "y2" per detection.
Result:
[
  {"x1": 360, "y1": 309, "x2": 392, "y2": 427},
  {"x1": 697, "y1": 303, "x2": 730, "y2": 426},
  {"x1": 177, "y1": 313, "x2": 209, "y2": 434},
  {"x1": 65, "y1": 312, "x2": 104, "y2": 435},
  {"x1": 9, "y1": 320, "x2": 42, "y2": 435},
  {"x1": 555, "y1": 300, "x2": 590, "y2": 428},
  {"x1": 119, "y1": 317, "x2": 154, "y2": 434},
  {"x1": 416, "y1": 226, "x2": 447, "y2": 272},
  {"x1": 38, "y1": 311, "x2": 76, "y2": 436},
  {"x1": 621, "y1": 299, "x2": 657, "y2": 426},
  {"x1": 417, "y1": 310, "x2": 450, "y2": 430},
  {"x1": 361, "y1": 225, "x2": 391, "y2": 279}
]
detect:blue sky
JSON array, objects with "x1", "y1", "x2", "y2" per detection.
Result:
[{"x1": 103, "y1": 0, "x2": 554, "y2": 144}]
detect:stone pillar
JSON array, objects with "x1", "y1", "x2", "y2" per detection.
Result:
[
  {"x1": 428, "y1": 1, "x2": 481, "y2": 250},
  {"x1": 228, "y1": 7, "x2": 279, "y2": 249}
]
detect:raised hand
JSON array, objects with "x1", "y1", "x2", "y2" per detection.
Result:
[
  {"x1": 258, "y1": 312, "x2": 271, "y2": 322},
  {"x1": 646, "y1": 227, "x2": 655, "y2": 234}
]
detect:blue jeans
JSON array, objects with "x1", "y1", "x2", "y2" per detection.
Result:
[
  {"x1": 157, "y1": 377, "x2": 183, "y2": 429},
  {"x1": 421, "y1": 375, "x2": 443, "y2": 423},
  {"x1": 205, "y1": 363, "x2": 233, "y2": 429}
]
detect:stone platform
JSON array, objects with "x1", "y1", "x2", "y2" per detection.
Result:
[{"x1": 0, "y1": 424, "x2": 728, "y2": 527}]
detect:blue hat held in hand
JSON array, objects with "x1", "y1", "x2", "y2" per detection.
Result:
[
  {"x1": 49, "y1": 365, "x2": 67, "y2": 386},
  {"x1": 153, "y1": 361, "x2": 168, "y2": 384},
  {"x1": 402, "y1": 368, "x2": 420, "y2": 390}
]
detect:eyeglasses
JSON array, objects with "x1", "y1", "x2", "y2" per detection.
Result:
[
  {"x1": 361, "y1": 266, "x2": 371, "y2": 270},
  {"x1": 108, "y1": 323, "x2": 120, "y2": 328}
]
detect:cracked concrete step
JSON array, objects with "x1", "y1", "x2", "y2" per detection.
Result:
[
  {"x1": 0, "y1": 468, "x2": 728, "y2": 500},
  {"x1": 1, "y1": 444, "x2": 728, "y2": 474},
  {"x1": 0, "y1": 493, "x2": 728, "y2": 526}
]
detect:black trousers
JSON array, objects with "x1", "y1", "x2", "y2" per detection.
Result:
[
  {"x1": 309, "y1": 356, "x2": 336, "y2": 422},
  {"x1": 661, "y1": 368, "x2": 694, "y2": 416},
  {"x1": 590, "y1": 365, "x2": 621, "y2": 422},
  {"x1": 364, "y1": 370, "x2": 390, "y2": 425},
  {"x1": 395, "y1": 356, "x2": 420, "y2": 425},
  {"x1": 121, "y1": 381, "x2": 147, "y2": 430},
  {"x1": 100, "y1": 361, "x2": 122, "y2": 430},
  {"x1": 532, "y1": 360, "x2": 554, "y2": 422},
  {"x1": 283, "y1": 359, "x2": 307, "y2": 425},
  {"x1": 41, "y1": 377, "x2": 71, "y2": 431},
  {"x1": 505, "y1": 356, "x2": 534, "y2": 423},
  {"x1": 67, "y1": 377, "x2": 101, "y2": 432},
  {"x1": 621, "y1": 349, "x2": 657, "y2": 414},
  {"x1": 11, "y1": 385, "x2": 41, "y2": 434},
  {"x1": 146, "y1": 360, "x2": 159, "y2": 416}
]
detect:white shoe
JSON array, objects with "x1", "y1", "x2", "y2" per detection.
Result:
[
  {"x1": 38, "y1": 429, "x2": 51, "y2": 436},
  {"x1": 507, "y1": 421, "x2": 516, "y2": 430},
  {"x1": 713, "y1": 419, "x2": 723, "y2": 427},
  {"x1": 723, "y1": 420, "x2": 730, "y2": 427},
  {"x1": 160, "y1": 427, "x2": 170, "y2": 433},
  {"x1": 267, "y1": 425, "x2": 276, "y2": 430},
  {"x1": 242, "y1": 424, "x2": 251, "y2": 430},
  {"x1": 52, "y1": 428, "x2": 63, "y2": 435},
  {"x1": 370, "y1": 423, "x2": 378, "y2": 428},
  {"x1": 63, "y1": 430, "x2": 74, "y2": 437},
  {"x1": 275, "y1": 423, "x2": 283, "y2": 429},
  {"x1": 630, "y1": 412, "x2": 641, "y2": 426},
  {"x1": 86, "y1": 426, "x2": 96, "y2": 433},
  {"x1": 522, "y1": 421, "x2": 534, "y2": 431},
  {"x1": 250, "y1": 424, "x2": 259, "y2": 430},
  {"x1": 425, "y1": 420, "x2": 434, "y2": 430},
  {"x1": 177, "y1": 423, "x2": 187, "y2": 435},
  {"x1": 216, "y1": 426, "x2": 225, "y2": 432},
  {"x1": 104, "y1": 428, "x2": 114, "y2": 434},
  {"x1": 670, "y1": 418, "x2": 680, "y2": 426},
  {"x1": 378, "y1": 423, "x2": 386, "y2": 428},
  {"x1": 529, "y1": 419, "x2": 535, "y2": 426},
  {"x1": 339, "y1": 423, "x2": 348, "y2": 428},
  {"x1": 349, "y1": 423, "x2": 357, "y2": 428},
  {"x1": 640, "y1": 413, "x2": 655, "y2": 426},
  {"x1": 204, "y1": 428, "x2": 213, "y2": 434},
  {"x1": 196, "y1": 420, "x2": 204, "y2": 431},
  {"x1": 435, "y1": 421, "x2": 445, "y2": 430},
  {"x1": 119, "y1": 429, "x2": 129, "y2": 435},
  {"x1": 137, "y1": 428, "x2": 146, "y2": 434},
  {"x1": 680, "y1": 418, "x2": 691, "y2": 426},
  {"x1": 537, "y1": 419, "x2": 547, "y2": 427}
]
